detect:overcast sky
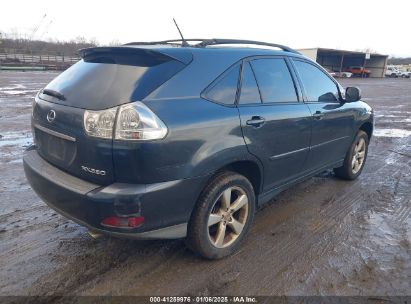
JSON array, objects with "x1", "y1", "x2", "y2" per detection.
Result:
[{"x1": 1, "y1": 0, "x2": 410, "y2": 57}]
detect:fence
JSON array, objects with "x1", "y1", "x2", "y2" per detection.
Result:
[{"x1": 0, "y1": 52, "x2": 79, "y2": 70}]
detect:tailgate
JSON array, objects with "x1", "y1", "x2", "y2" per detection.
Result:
[{"x1": 32, "y1": 98, "x2": 114, "y2": 185}]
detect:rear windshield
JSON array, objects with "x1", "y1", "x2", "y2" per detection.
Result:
[{"x1": 40, "y1": 48, "x2": 186, "y2": 110}]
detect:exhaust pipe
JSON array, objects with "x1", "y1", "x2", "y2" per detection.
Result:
[{"x1": 88, "y1": 230, "x2": 103, "y2": 239}]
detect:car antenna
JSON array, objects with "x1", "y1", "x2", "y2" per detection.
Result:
[{"x1": 173, "y1": 18, "x2": 189, "y2": 47}]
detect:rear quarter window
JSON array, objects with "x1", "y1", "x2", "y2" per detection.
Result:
[{"x1": 202, "y1": 65, "x2": 241, "y2": 105}]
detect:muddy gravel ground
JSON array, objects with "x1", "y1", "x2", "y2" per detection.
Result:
[{"x1": 0, "y1": 71, "x2": 410, "y2": 297}]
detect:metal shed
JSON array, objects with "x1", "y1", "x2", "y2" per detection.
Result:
[{"x1": 298, "y1": 48, "x2": 388, "y2": 78}]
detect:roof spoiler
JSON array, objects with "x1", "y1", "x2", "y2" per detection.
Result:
[{"x1": 78, "y1": 46, "x2": 193, "y2": 65}]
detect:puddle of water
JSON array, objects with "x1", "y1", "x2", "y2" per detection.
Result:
[
  {"x1": 385, "y1": 154, "x2": 396, "y2": 165},
  {"x1": 391, "y1": 119, "x2": 411, "y2": 123},
  {"x1": 8, "y1": 158, "x2": 23, "y2": 164},
  {"x1": 0, "y1": 83, "x2": 40, "y2": 97},
  {"x1": 375, "y1": 114, "x2": 406, "y2": 118},
  {"x1": 385, "y1": 110, "x2": 411, "y2": 114},
  {"x1": 366, "y1": 212, "x2": 399, "y2": 247},
  {"x1": 374, "y1": 129, "x2": 411, "y2": 138},
  {"x1": 1, "y1": 90, "x2": 38, "y2": 95},
  {"x1": 377, "y1": 105, "x2": 405, "y2": 109},
  {"x1": 0, "y1": 84, "x2": 26, "y2": 91},
  {"x1": 0, "y1": 132, "x2": 32, "y2": 148},
  {"x1": 0, "y1": 149, "x2": 25, "y2": 163},
  {"x1": 377, "y1": 119, "x2": 411, "y2": 124}
]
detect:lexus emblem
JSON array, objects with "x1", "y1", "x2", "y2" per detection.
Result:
[{"x1": 47, "y1": 110, "x2": 56, "y2": 123}]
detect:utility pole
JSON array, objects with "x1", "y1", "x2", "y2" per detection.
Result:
[
  {"x1": 28, "y1": 13, "x2": 47, "y2": 68},
  {"x1": 30, "y1": 14, "x2": 47, "y2": 41}
]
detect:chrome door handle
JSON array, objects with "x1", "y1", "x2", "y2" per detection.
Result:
[
  {"x1": 246, "y1": 116, "x2": 266, "y2": 127},
  {"x1": 313, "y1": 111, "x2": 324, "y2": 120}
]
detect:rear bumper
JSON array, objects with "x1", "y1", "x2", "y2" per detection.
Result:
[{"x1": 23, "y1": 148, "x2": 207, "y2": 239}]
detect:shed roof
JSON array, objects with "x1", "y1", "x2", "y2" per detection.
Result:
[{"x1": 298, "y1": 47, "x2": 387, "y2": 57}]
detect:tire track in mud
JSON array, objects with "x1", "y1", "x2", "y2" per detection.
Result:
[
  {"x1": 12, "y1": 139, "x2": 411, "y2": 297},
  {"x1": 52, "y1": 142, "x2": 411, "y2": 296},
  {"x1": 0, "y1": 205, "x2": 58, "y2": 244},
  {"x1": 395, "y1": 200, "x2": 411, "y2": 224},
  {"x1": 0, "y1": 204, "x2": 48, "y2": 224},
  {"x1": 190, "y1": 142, "x2": 411, "y2": 295},
  {"x1": 24, "y1": 234, "x2": 188, "y2": 296},
  {"x1": 252, "y1": 148, "x2": 411, "y2": 295},
  {"x1": 33, "y1": 176, "x2": 328, "y2": 293},
  {"x1": 389, "y1": 154, "x2": 411, "y2": 225},
  {"x1": 91, "y1": 164, "x2": 382, "y2": 295}
]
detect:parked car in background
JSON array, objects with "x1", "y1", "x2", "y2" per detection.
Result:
[
  {"x1": 325, "y1": 68, "x2": 336, "y2": 77},
  {"x1": 333, "y1": 71, "x2": 353, "y2": 78},
  {"x1": 398, "y1": 70, "x2": 411, "y2": 78},
  {"x1": 385, "y1": 66, "x2": 400, "y2": 78},
  {"x1": 347, "y1": 66, "x2": 371, "y2": 78},
  {"x1": 324, "y1": 68, "x2": 352, "y2": 78},
  {"x1": 23, "y1": 39, "x2": 374, "y2": 259}
]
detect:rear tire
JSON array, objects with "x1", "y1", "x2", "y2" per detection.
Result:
[
  {"x1": 334, "y1": 131, "x2": 369, "y2": 180},
  {"x1": 186, "y1": 171, "x2": 255, "y2": 259}
]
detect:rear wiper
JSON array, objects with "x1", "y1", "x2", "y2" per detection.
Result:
[{"x1": 42, "y1": 89, "x2": 66, "y2": 101}]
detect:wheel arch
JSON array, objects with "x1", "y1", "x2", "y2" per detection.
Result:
[
  {"x1": 199, "y1": 159, "x2": 264, "y2": 199},
  {"x1": 359, "y1": 121, "x2": 373, "y2": 140},
  {"x1": 221, "y1": 160, "x2": 263, "y2": 196}
]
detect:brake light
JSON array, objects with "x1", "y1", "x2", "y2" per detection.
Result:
[
  {"x1": 101, "y1": 216, "x2": 144, "y2": 229},
  {"x1": 83, "y1": 101, "x2": 167, "y2": 141},
  {"x1": 115, "y1": 102, "x2": 168, "y2": 140},
  {"x1": 84, "y1": 108, "x2": 117, "y2": 139},
  {"x1": 127, "y1": 217, "x2": 145, "y2": 228}
]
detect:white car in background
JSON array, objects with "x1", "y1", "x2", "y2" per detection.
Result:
[
  {"x1": 334, "y1": 71, "x2": 353, "y2": 78},
  {"x1": 325, "y1": 68, "x2": 336, "y2": 77},
  {"x1": 325, "y1": 68, "x2": 352, "y2": 78},
  {"x1": 385, "y1": 66, "x2": 400, "y2": 77},
  {"x1": 398, "y1": 70, "x2": 411, "y2": 78}
]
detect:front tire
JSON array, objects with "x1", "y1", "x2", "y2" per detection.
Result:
[
  {"x1": 334, "y1": 130, "x2": 369, "y2": 180},
  {"x1": 186, "y1": 171, "x2": 256, "y2": 259}
]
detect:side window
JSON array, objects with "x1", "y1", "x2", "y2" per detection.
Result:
[
  {"x1": 203, "y1": 65, "x2": 240, "y2": 105},
  {"x1": 250, "y1": 58, "x2": 298, "y2": 103},
  {"x1": 293, "y1": 60, "x2": 339, "y2": 102},
  {"x1": 239, "y1": 62, "x2": 261, "y2": 104}
]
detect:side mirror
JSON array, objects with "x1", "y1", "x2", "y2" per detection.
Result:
[{"x1": 345, "y1": 87, "x2": 361, "y2": 102}]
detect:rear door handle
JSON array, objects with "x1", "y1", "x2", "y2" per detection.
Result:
[
  {"x1": 313, "y1": 111, "x2": 324, "y2": 120},
  {"x1": 246, "y1": 116, "x2": 266, "y2": 127}
]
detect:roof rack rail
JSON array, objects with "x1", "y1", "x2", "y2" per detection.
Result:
[
  {"x1": 124, "y1": 39, "x2": 206, "y2": 46},
  {"x1": 124, "y1": 39, "x2": 300, "y2": 54},
  {"x1": 196, "y1": 39, "x2": 300, "y2": 54}
]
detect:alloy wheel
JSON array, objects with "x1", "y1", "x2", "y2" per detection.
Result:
[
  {"x1": 352, "y1": 137, "x2": 366, "y2": 174},
  {"x1": 207, "y1": 186, "x2": 249, "y2": 248}
]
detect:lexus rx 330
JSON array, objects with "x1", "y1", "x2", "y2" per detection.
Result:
[{"x1": 24, "y1": 39, "x2": 374, "y2": 259}]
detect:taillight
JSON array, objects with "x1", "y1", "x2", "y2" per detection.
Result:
[
  {"x1": 83, "y1": 101, "x2": 167, "y2": 141},
  {"x1": 84, "y1": 108, "x2": 117, "y2": 139},
  {"x1": 101, "y1": 216, "x2": 144, "y2": 229},
  {"x1": 115, "y1": 102, "x2": 167, "y2": 140}
]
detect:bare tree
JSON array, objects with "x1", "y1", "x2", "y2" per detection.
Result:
[
  {"x1": 0, "y1": 33, "x2": 99, "y2": 57},
  {"x1": 108, "y1": 39, "x2": 122, "y2": 46}
]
